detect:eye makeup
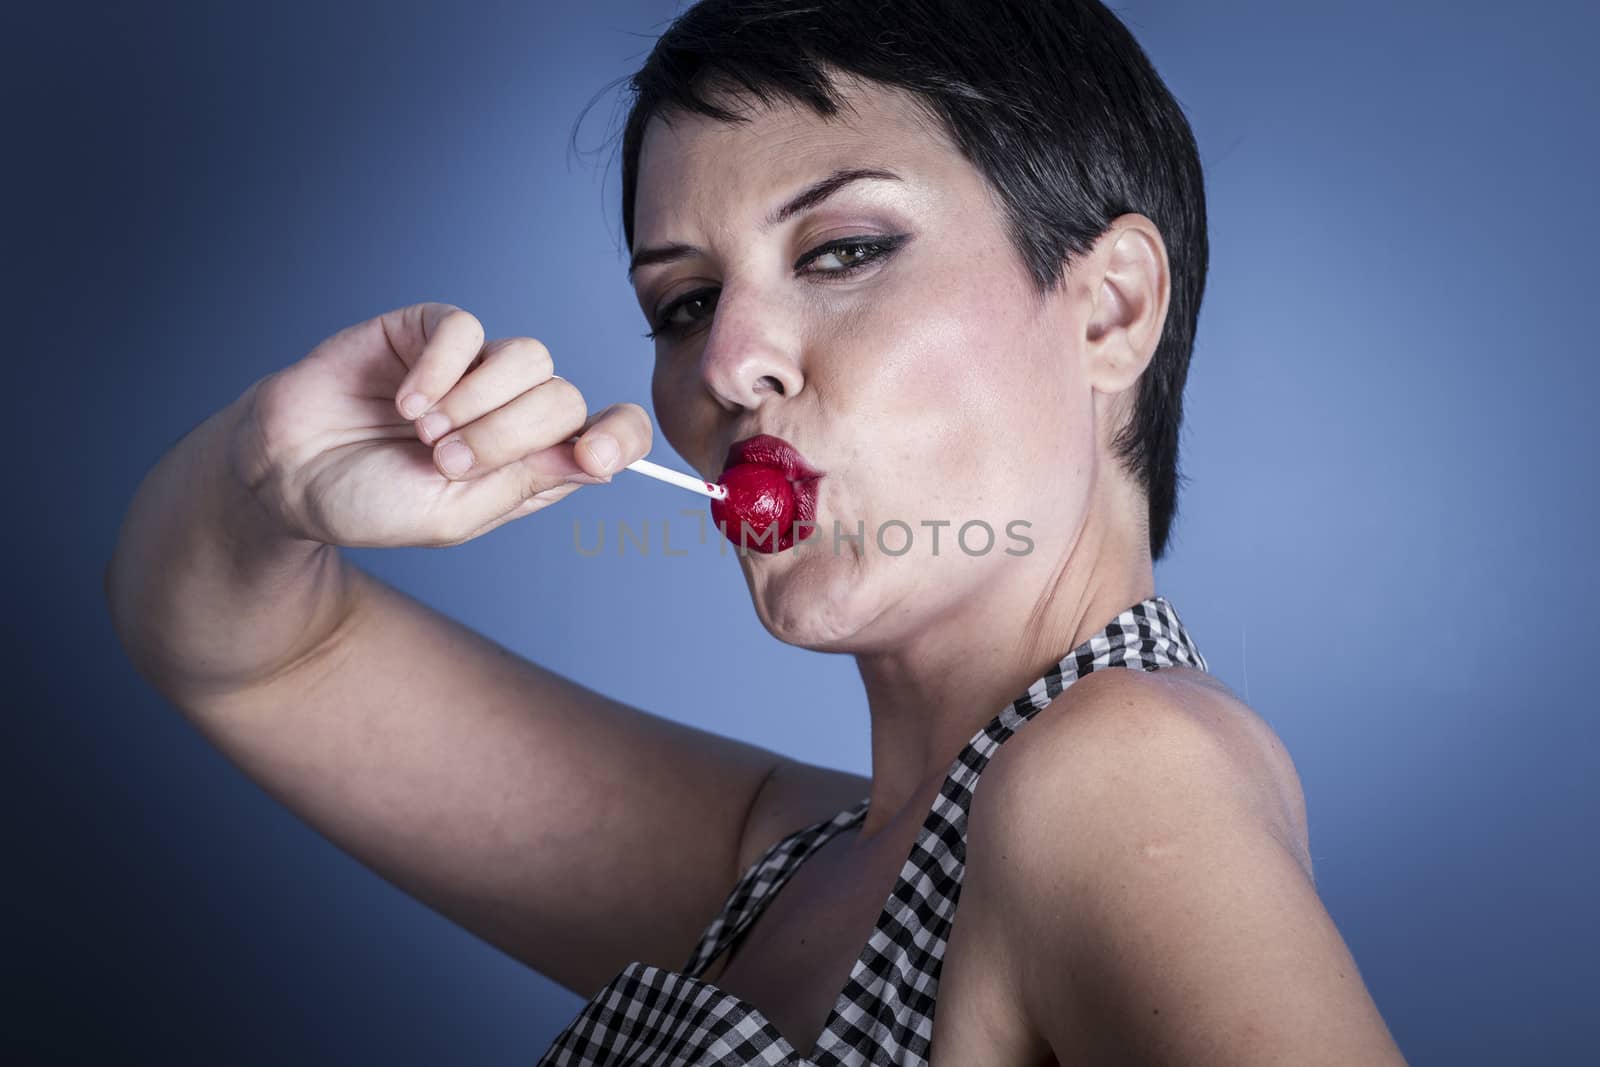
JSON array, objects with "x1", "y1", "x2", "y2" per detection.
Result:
[{"x1": 643, "y1": 232, "x2": 910, "y2": 341}]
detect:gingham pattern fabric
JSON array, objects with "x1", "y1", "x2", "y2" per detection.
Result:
[{"x1": 536, "y1": 595, "x2": 1207, "y2": 1066}]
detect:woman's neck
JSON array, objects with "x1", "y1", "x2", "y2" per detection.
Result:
[{"x1": 850, "y1": 488, "x2": 1154, "y2": 840}]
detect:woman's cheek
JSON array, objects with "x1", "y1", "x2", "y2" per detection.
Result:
[{"x1": 650, "y1": 357, "x2": 710, "y2": 469}]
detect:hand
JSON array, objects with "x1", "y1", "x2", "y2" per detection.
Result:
[{"x1": 230, "y1": 302, "x2": 652, "y2": 547}]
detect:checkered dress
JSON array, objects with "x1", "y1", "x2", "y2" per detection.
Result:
[{"x1": 536, "y1": 594, "x2": 1208, "y2": 1066}]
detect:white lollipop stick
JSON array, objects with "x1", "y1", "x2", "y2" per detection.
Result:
[{"x1": 624, "y1": 457, "x2": 728, "y2": 500}]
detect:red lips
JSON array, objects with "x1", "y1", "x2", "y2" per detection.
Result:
[{"x1": 711, "y1": 434, "x2": 823, "y2": 553}]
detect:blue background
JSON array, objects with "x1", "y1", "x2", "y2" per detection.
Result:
[{"x1": 8, "y1": 0, "x2": 1595, "y2": 1062}]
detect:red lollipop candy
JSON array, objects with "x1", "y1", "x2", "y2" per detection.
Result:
[{"x1": 711, "y1": 464, "x2": 796, "y2": 553}]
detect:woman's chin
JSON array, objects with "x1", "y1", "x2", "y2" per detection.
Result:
[{"x1": 743, "y1": 545, "x2": 877, "y2": 651}]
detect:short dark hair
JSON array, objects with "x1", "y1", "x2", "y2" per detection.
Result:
[{"x1": 599, "y1": 0, "x2": 1208, "y2": 563}]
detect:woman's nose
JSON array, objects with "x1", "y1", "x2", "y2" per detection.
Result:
[{"x1": 697, "y1": 293, "x2": 804, "y2": 412}]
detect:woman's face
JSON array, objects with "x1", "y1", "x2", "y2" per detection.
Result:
[{"x1": 630, "y1": 74, "x2": 1113, "y2": 652}]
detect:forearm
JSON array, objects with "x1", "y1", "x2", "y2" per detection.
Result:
[{"x1": 104, "y1": 380, "x2": 356, "y2": 704}]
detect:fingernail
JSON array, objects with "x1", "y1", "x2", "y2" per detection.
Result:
[
  {"x1": 418, "y1": 411, "x2": 450, "y2": 443},
  {"x1": 438, "y1": 440, "x2": 474, "y2": 476},
  {"x1": 401, "y1": 392, "x2": 429, "y2": 419},
  {"x1": 586, "y1": 433, "x2": 619, "y2": 472}
]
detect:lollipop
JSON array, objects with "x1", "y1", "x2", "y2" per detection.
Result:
[
  {"x1": 709, "y1": 434, "x2": 823, "y2": 553},
  {"x1": 711, "y1": 464, "x2": 798, "y2": 553},
  {"x1": 598, "y1": 433, "x2": 821, "y2": 553}
]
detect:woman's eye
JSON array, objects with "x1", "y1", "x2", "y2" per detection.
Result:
[
  {"x1": 644, "y1": 289, "x2": 718, "y2": 341},
  {"x1": 806, "y1": 241, "x2": 880, "y2": 271},
  {"x1": 796, "y1": 234, "x2": 906, "y2": 275},
  {"x1": 642, "y1": 234, "x2": 907, "y2": 342}
]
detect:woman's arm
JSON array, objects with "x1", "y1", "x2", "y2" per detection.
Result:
[
  {"x1": 104, "y1": 384, "x2": 786, "y2": 998},
  {"x1": 964, "y1": 667, "x2": 1407, "y2": 1066}
]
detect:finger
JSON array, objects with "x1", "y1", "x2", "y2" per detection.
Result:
[
  {"x1": 431, "y1": 374, "x2": 589, "y2": 481},
  {"x1": 411, "y1": 337, "x2": 555, "y2": 445},
  {"x1": 461, "y1": 405, "x2": 650, "y2": 520},
  {"x1": 452, "y1": 479, "x2": 587, "y2": 545},
  {"x1": 434, "y1": 404, "x2": 652, "y2": 538},
  {"x1": 570, "y1": 401, "x2": 654, "y2": 480},
  {"x1": 390, "y1": 306, "x2": 487, "y2": 420}
]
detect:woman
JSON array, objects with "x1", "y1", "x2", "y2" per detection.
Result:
[{"x1": 105, "y1": 0, "x2": 1407, "y2": 1063}]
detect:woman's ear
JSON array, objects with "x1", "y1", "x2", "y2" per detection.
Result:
[{"x1": 1082, "y1": 213, "x2": 1171, "y2": 395}]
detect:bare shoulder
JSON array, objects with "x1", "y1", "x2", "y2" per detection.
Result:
[
  {"x1": 977, "y1": 664, "x2": 1311, "y2": 881},
  {"x1": 954, "y1": 668, "x2": 1406, "y2": 1064}
]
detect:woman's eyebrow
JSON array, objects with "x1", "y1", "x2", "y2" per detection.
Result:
[{"x1": 627, "y1": 166, "x2": 903, "y2": 282}]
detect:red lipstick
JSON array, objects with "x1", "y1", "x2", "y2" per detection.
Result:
[{"x1": 712, "y1": 434, "x2": 824, "y2": 553}]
